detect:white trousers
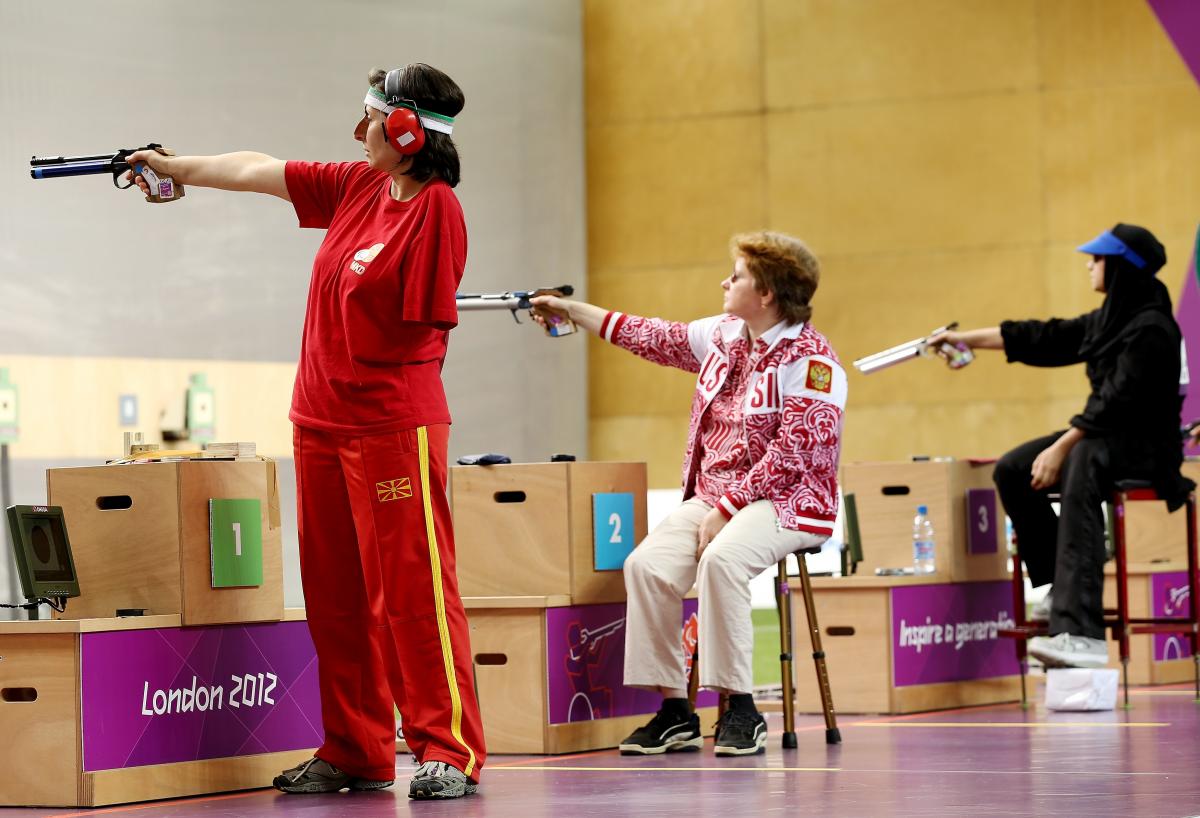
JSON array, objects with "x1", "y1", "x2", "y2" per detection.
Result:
[{"x1": 623, "y1": 497, "x2": 826, "y2": 695}]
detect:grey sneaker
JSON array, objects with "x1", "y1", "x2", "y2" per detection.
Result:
[
  {"x1": 1028, "y1": 633, "x2": 1107, "y2": 668},
  {"x1": 273, "y1": 756, "x2": 394, "y2": 794},
  {"x1": 409, "y1": 761, "x2": 478, "y2": 799}
]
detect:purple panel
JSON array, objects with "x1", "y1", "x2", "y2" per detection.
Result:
[
  {"x1": 1179, "y1": 250, "x2": 1200, "y2": 456},
  {"x1": 1148, "y1": 3, "x2": 1200, "y2": 453},
  {"x1": 1148, "y1": 0, "x2": 1200, "y2": 86},
  {"x1": 891, "y1": 581, "x2": 1019, "y2": 687},
  {"x1": 965, "y1": 488, "x2": 998, "y2": 555},
  {"x1": 81, "y1": 621, "x2": 323, "y2": 772},
  {"x1": 546, "y1": 599, "x2": 717, "y2": 725},
  {"x1": 1151, "y1": 571, "x2": 1193, "y2": 662}
]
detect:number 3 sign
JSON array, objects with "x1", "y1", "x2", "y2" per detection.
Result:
[
  {"x1": 593, "y1": 492, "x2": 635, "y2": 571},
  {"x1": 965, "y1": 488, "x2": 998, "y2": 555}
]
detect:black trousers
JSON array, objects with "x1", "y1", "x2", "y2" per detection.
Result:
[{"x1": 993, "y1": 431, "x2": 1117, "y2": 640}]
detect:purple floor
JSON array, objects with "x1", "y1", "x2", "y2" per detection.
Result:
[{"x1": 6, "y1": 685, "x2": 1200, "y2": 818}]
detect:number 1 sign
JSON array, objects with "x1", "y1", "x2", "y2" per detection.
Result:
[
  {"x1": 593, "y1": 492, "x2": 635, "y2": 571},
  {"x1": 209, "y1": 499, "x2": 264, "y2": 587}
]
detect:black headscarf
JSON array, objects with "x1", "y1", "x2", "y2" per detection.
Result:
[
  {"x1": 1077, "y1": 255, "x2": 1175, "y2": 359},
  {"x1": 1077, "y1": 223, "x2": 1172, "y2": 359}
]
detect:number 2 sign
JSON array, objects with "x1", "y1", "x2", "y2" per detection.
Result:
[{"x1": 593, "y1": 492, "x2": 635, "y2": 571}]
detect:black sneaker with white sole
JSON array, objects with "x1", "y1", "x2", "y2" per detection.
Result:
[
  {"x1": 713, "y1": 709, "x2": 767, "y2": 756},
  {"x1": 619, "y1": 709, "x2": 702, "y2": 755}
]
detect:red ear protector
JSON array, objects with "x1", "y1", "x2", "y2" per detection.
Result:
[
  {"x1": 383, "y1": 69, "x2": 426, "y2": 155},
  {"x1": 383, "y1": 101, "x2": 426, "y2": 155}
]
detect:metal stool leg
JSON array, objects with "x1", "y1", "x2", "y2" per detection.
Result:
[
  {"x1": 1114, "y1": 491, "x2": 1132, "y2": 709},
  {"x1": 776, "y1": 557, "x2": 797, "y2": 749},
  {"x1": 687, "y1": 648, "x2": 700, "y2": 711},
  {"x1": 796, "y1": 552, "x2": 841, "y2": 744},
  {"x1": 1185, "y1": 491, "x2": 1200, "y2": 702},
  {"x1": 1010, "y1": 547, "x2": 1030, "y2": 708}
]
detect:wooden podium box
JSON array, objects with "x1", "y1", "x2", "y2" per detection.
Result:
[
  {"x1": 0, "y1": 612, "x2": 318, "y2": 808},
  {"x1": 450, "y1": 462, "x2": 647, "y2": 603},
  {"x1": 46, "y1": 460, "x2": 283, "y2": 625},
  {"x1": 1102, "y1": 563, "x2": 1197, "y2": 685},
  {"x1": 841, "y1": 460, "x2": 1009, "y2": 583},
  {"x1": 788, "y1": 575, "x2": 1021, "y2": 714},
  {"x1": 463, "y1": 595, "x2": 717, "y2": 754},
  {"x1": 1122, "y1": 460, "x2": 1200, "y2": 563}
]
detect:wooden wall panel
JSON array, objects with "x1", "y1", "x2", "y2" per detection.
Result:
[
  {"x1": 585, "y1": 0, "x2": 1200, "y2": 478},
  {"x1": 1042, "y1": 86, "x2": 1200, "y2": 246},
  {"x1": 765, "y1": 95, "x2": 1044, "y2": 258},
  {"x1": 1037, "y1": 0, "x2": 1193, "y2": 89},
  {"x1": 588, "y1": 417, "x2": 689, "y2": 491},
  {"x1": 585, "y1": 0, "x2": 762, "y2": 121},
  {"x1": 587, "y1": 117, "x2": 768, "y2": 273},
  {"x1": 764, "y1": 0, "x2": 1038, "y2": 107}
]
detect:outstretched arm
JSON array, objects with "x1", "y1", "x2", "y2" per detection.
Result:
[
  {"x1": 531, "y1": 294, "x2": 713, "y2": 373},
  {"x1": 927, "y1": 327, "x2": 1004, "y2": 351},
  {"x1": 124, "y1": 150, "x2": 290, "y2": 201},
  {"x1": 529, "y1": 294, "x2": 607, "y2": 335}
]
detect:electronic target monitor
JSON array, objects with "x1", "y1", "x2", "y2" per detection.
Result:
[{"x1": 6, "y1": 505, "x2": 80, "y2": 601}]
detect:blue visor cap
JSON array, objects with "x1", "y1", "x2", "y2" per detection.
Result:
[{"x1": 1076, "y1": 230, "x2": 1147, "y2": 269}]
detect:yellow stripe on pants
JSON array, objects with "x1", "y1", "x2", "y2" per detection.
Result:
[{"x1": 417, "y1": 426, "x2": 478, "y2": 776}]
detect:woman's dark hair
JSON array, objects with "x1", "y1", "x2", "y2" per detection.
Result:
[{"x1": 369, "y1": 64, "x2": 465, "y2": 187}]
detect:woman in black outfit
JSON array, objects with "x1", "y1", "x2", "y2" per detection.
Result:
[{"x1": 930, "y1": 223, "x2": 1193, "y2": 668}]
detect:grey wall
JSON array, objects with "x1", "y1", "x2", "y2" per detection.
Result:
[{"x1": 0, "y1": 0, "x2": 587, "y2": 615}]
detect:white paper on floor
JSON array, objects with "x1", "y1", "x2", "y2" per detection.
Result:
[{"x1": 1045, "y1": 668, "x2": 1119, "y2": 711}]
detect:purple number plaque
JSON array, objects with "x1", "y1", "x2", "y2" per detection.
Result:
[{"x1": 966, "y1": 488, "x2": 998, "y2": 554}]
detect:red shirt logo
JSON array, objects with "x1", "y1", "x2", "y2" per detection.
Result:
[{"x1": 349, "y1": 242, "x2": 385, "y2": 275}]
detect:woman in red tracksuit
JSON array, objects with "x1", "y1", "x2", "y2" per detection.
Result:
[{"x1": 127, "y1": 63, "x2": 484, "y2": 800}]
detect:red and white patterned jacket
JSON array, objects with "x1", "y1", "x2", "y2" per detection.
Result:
[{"x1": 599, "y1": 311, "x2": 847, "y2": 535}]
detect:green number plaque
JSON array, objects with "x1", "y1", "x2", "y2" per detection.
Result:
[{"x1": 209, "y1": 498, "x2": 263, "y2": 588}]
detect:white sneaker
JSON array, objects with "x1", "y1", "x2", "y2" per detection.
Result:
[
  {"x1": 1028, "y1": 633, "x2": 1108, "y2": 668},
  {"x1": 1030, "y1": 588, "x2": 1052, "y2": 621}
]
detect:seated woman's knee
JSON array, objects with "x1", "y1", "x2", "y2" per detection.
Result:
[
  {"x1": 993, "y1": 448, "x2": 1026, "y2": 489},
  {"x1": 697, "y1": 541, "x2": 740, "y2": 578},
  {"x1": 1060, "y1": 436, "x2": 1107, "y2": 491},
  {"x1": 623, "y1": 543, "x2": 659, "y2": 582}
]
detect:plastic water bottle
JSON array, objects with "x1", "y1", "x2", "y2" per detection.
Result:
[{"x1": 912, "y1": 505, "x2": 936, "y2": 574}]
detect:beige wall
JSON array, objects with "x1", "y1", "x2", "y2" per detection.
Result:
[{"x1": 584, "y1": 0, "x2": 1200, "y2": 487}]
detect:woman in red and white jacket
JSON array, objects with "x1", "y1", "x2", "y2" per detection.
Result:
[{"x1": 532, "y1": 231, "x2": 846, "y2": 757}]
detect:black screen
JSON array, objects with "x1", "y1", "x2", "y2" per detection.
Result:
[{"x1": 24, "y1": 515, "x2": 75, "y2": 583}]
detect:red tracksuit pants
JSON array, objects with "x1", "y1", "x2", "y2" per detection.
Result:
[{"x1": 294, "y1": 423, "x2": 486, "y2": 782}]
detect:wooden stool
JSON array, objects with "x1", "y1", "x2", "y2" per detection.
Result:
[
  {"x1": 1000, "y1": 480, "x2": 1200, "y2": 706},
  {"x1": 778, "y1": 543, "x2": 842, "y2": 745},
  {"x1": 687, "y1": 541, "x2": 842, "y2": 747}
]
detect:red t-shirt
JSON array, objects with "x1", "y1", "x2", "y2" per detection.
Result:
[{"x1": 285, "y1": 161, "x2": 466, "y2": 434}]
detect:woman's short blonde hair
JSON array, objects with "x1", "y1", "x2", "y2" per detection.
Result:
[{"x1": 730, "y1": 231, "x2": 820, "y2": 325}]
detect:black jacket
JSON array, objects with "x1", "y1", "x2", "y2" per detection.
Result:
[{"x1": 1000, "y1": 309, "x2": 1193, "y2": 509}]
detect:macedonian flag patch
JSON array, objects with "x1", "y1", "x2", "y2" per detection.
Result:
[
  {"x1": 806, "y1": 361, "x2": 833, "y2": 393},
  {"x1": 376, "y1": 477, "x2": 413, "y2": 502}
]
